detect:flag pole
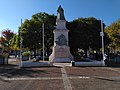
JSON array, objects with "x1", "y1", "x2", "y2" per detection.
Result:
[
  {"x1": 20, "y1": 19, "x2": 22, "y2": 67},
  {"x1": 42, "y1": 23, "x2": 45, "y2": 61}
]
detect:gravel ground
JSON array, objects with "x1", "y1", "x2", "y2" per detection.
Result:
[
  {"x1": 65, "y1": 67, "x2": 120, "y2": 77},
  {"x1": 65, "y1": 67, "x2": 120, "y2": 90},
  {"x1": 0, "y1": 80, "x2": 64, "y2": 90},
  {"x1": 3, "y1": 67, "x2": 62, "y2": 78},
  {"x1": 0, "y1": 61, "x2": 120, "y2": 90},
  {"x1": 70, "y1": 78, "x2": 120, "y2": 90}
]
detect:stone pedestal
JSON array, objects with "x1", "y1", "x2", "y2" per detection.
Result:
[{"x1": 49, "y1": 45, "x2": 73, "y2": 62}]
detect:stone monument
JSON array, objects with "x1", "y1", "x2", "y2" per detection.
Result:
[{"x1": 49, "y1": 5, "x2": 73, "y2": 62}]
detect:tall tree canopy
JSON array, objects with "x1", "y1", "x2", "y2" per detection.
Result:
[
  {"x1": 105, "y1": 20, "x2": 120, "y2": 52},
  {"x1": 67, "y1": 17, "x2": 107, "y2": 55},
  {"x1": 18, "y1": 12, "x2": 56, "y2": 55}
]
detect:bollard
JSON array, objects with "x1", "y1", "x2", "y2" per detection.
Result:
[{"x1": 71, "y1": 61, "x2": 75, "y2": 66}]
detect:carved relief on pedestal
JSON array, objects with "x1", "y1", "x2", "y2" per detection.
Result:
[{"x1": 55, "y1": 34, "x2": 67, "y2": 46}]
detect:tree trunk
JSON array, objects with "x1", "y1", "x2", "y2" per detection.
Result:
[{"x1": 33, "y1": 45, "x2": 36, "y2": 58}]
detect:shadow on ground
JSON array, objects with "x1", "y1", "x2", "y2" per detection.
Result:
[{"x1": 0, "y1": 63, "x2": 62, "y2": 79}]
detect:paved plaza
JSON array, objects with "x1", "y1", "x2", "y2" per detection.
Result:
[{"x1": 0, "y1": 61, "x2": 120, "y2": 90}]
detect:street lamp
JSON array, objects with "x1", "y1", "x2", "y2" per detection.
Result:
[{"x1": 100, "y1": 20, "x2": 105, "y2": 62}]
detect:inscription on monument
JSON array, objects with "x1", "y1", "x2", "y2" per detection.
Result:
[{"x1": 56, "y1": 47, "x2": 68, "y2": 57}]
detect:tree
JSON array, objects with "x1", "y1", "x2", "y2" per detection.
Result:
[
  {"x1": 19, "y1": 12, "x2": 56, "y2": 57},
  {"x1": 67, "y1": 17, "x2": 106, "y2": 55},
  {"x1": 0, "y1": 29, "x2": 14, "y2": 51},
  {"x1": 105, "y1": 20, "x2": 120, "y2": 53},
  {"x1": 10, "y1": 34, "x2": 20, "y2": 50},
  {"x1": 32, "y1": 12, "x2": 56, "y2": 55}
]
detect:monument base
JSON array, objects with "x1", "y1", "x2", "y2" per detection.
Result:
[
  {"x1": 52, "y1": 57, "x2": 71, "y2": 63},
  {"x1": 49, "y1": 45, "x2": 73, "y2": 63}
]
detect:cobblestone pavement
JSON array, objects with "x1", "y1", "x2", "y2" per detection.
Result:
[{"x1": 0, "y1": 61, "x2": 120, "y2": 90}]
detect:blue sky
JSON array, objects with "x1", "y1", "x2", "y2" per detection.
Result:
[{"x1": 0, "y1": 0, "x2": 120, "y2": 33}]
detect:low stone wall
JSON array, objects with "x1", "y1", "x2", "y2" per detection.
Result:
[
  {"x1": 72, "y1": 61, "x2": 105, "y2": 66},
  {"x1": 21, "y1": 61, "x2": 53, "y2": 67}
]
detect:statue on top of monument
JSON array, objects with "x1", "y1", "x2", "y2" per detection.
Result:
[{"x1": 57, "y1": 5, "x2": 65, "y2": 20}]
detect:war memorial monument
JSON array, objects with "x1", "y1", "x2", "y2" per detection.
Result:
[{"x1": 49, "y1": 5, "x2": 73, "y2": 62}]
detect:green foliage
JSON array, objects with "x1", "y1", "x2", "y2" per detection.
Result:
[
  {"x1": 0, "y1": 53, "x2": 9, "y2": 58},
  {"x1": 31, "y1": 12, "x2": 56, "y2": 51},
  {"x1": 22, "y1": 52, "x2": 30, "y2": 56},
  {"x1": 105, "y1": 20, "x2": 120, "y2": 51},
  {"x1": 10, "y1": 34, "x2": 20, "y2": 50},
  {"x1": 67, "y1": 17, "x2": 105, "y2": 55},
  {"x1": 11, "y1": 11, "x2": 115, "y2": 56},
  {"x1": 20, "y1": 19, "x2": 41, "y2": 50},
  {"x1": 17, "y1": 12, "x2": 56, "y2": 56}
]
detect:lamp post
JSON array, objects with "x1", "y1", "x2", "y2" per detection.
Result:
[{"x1": 100, "y1": 20, "x2": 105, "y2": 62}]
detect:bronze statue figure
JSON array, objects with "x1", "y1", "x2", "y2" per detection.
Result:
[{"x1": 57, "y1": 5, "x2": 65, "y2": 20}]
